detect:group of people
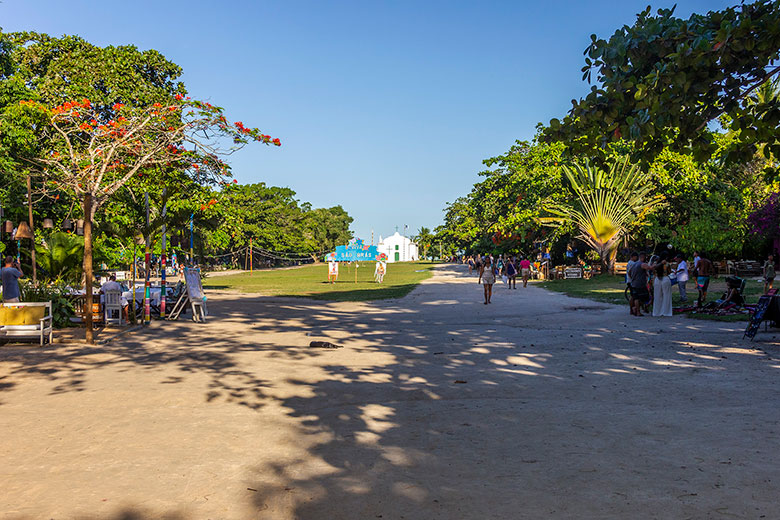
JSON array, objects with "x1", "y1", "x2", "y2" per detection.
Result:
[
  {"x1": 626, "y1": 250, "x2": 716, "y2": 317},
  {"x1": 466, "y1": 254, "x2": 532, "y2": 305}
]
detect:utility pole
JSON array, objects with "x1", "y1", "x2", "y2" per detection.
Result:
[{"x1": 250, "y1": 237, "x2": 253, "y2": 273}]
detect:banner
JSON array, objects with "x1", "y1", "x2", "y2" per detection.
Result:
[{"x1": 326, "y1": 238, "x2": 379, "y2": 262}]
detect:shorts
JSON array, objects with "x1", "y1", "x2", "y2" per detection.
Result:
[
  {"x1": 697, "y1": 276, "x2": 710, "y2": 291},
  {"x1": 521, "y1": 268, "x2": 530, "y2": 277},
  {"x1": 629, "y1": 286, "x2": 650, "y2": 304}
]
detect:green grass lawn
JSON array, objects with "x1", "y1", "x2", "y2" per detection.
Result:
[
  {"x1": 539, "y1": 274, "x2": 767, "y2": 321},
  {"x1": 202, "y1": 261, "x2": 435, "y2": 301}
]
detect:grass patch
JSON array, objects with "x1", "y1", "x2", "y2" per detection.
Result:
[
  {"x1": 538, "y1": 274, "x2": 766, "y2": 322},
  {"x1": 203, "y1": 261, "x2": 435, "y2": 301}
]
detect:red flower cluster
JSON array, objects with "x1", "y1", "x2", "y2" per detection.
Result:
[{"x1": 51, "y1": 98, "x2": 92, "y2": 115}]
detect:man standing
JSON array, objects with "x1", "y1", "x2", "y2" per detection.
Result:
[
  {"x1": 674, "y1": 253, "x2": 689, "y2": 303},
  {"x1": 1, "y1": 256, "x2": 24, "y2": 302},
  {"x1": 628, "y1": 252, "x2": 652, "y2": 316},
  {"x1": 696, "y1": 252, "x2": 714, "y2": 307},
  {"x1": 625, "y1": 251, "x2": 639, "y2": 313}
]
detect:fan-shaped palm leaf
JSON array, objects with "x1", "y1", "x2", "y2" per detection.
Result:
[
  {"x1": 35, "y1": 232, "x2": 85, "y2": 283},
  {"x1": 541, "y1": 158, "x2": 661, "y2": 272}
]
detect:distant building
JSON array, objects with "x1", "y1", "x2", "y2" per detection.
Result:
[{"x1": 377, "y1": 232, "x2": 418, "y2": 263}]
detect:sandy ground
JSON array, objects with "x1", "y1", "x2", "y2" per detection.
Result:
[{"x1": 1, "y1": 264, "x2": 780, "y2": 520}]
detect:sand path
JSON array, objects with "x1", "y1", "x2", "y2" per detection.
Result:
[{"x1": 1, "y1": 264, "x2": 780, "y2": 519}]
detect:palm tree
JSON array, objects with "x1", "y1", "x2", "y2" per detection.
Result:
[
  {"x1": 413, "y1": 227, "x2": 433, "y2": 260},
  {"x1": 35, "y1": 231, "x2": 84, "y2": 283},
  {"x1": 541, "y1": 158, "x2": 661, "y2": 274}
]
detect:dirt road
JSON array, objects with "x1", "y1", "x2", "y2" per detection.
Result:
[{"x1": 2, "y1": 265, "x2": 779, "y2": 519}]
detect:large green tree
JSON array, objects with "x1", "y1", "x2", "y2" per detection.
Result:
[{"x1": 543, "y1": 1, "x2": 780, "y2": 169}]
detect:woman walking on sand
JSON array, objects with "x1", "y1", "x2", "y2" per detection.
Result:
[
  {"x1": 478, "y1": 255, "x2": 495, "y2": 304},
  {"x1": 519, "y1": 257, "x2": 532, "y2": 288}
]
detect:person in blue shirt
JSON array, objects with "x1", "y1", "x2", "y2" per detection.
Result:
[{"x1": 1, "y1": 256, "x2": 24, "y2": 302}]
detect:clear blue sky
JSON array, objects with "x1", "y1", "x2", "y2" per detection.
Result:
[{"x1": 1, "y1": 0, "x2": 734, "y2": 244}]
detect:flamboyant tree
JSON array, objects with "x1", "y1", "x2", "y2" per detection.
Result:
[{"x1": 11, "y1": 95, "x2": 280, "y2": 342}]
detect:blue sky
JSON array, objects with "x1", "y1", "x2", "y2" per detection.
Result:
[{"x1": 1, "y1": 0, "x2": 734, "y2": 244}]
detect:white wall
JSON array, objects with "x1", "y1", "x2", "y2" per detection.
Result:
[{"x1": 377, "y1": 232, "x2": 419, "y2": 263}]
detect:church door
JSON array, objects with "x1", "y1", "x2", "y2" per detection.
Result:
[{"x1": 394, "y1": 252, "x2": 400, "y2": 262}]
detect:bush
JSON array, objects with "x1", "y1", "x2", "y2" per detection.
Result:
[{"x1": 18, "y1": 280, "x2": 75, "y2": 328}]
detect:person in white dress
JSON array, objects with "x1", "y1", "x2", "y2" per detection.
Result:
[{"x1": 652, "y1": 262, "x2": 673, "y2": 317}]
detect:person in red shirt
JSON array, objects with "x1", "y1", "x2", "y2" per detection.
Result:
[{"x1": 519, "y1": 257, "x2": 532, "y2": 288}]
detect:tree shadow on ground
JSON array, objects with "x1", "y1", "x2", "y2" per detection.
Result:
[{"x1": 2, "y1": 265, "x2": 780, "y2": 518}]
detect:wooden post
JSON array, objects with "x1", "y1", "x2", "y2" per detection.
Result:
[
  {"x1": 130, "y1": 241, "x2": 137, "y2": 325},
  {"x1": 160, "y1": 188, "x2": 167, "y2": 320},
  {"x1": 83, "y1": 193, "x2": 94, "y2": 344},
  {"x1": 249, "y1": 237, "x2": 253, "y2": 273},
  {"x1": 144, "y1": 192, "x2": 151, "y2": 325},
  {"x1": 26, "y1": 174, "x2": 37, "y2": 284}
]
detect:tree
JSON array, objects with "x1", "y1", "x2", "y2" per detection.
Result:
[
  {"x1": 438, "y1": 139, "x2": 567, "y2": 255},
  {"x1": 543, "y1": 2, "x2": 780, "y2": 168},
  {"x1": 11, "y1": 96, "x2": 279, "y2": 342},
  {"x1": 35, "y1": 231, "x2": 84, "y2": 283},
  {"x1": 413, "y1": 227, "x2": 433, "y2": 259},
  {"x1": 541, "y1": 158, "x2": 662, "y2": 273}
]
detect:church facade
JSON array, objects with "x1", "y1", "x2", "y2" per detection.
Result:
[{"x1": 376, "y1": 232, "x2": 419, "y2": 263}]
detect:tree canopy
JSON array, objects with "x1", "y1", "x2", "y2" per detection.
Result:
[{"x1": 543, "y1": 1, "x2": 780, "y2": 169}]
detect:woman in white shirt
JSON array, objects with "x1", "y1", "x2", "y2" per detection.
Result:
[{"x1": 674, "y1": 253, "x2": 689, "y2": 303}]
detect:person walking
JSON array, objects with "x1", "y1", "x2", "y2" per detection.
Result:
[
  {"x1": 696, "y1": 252, "x2": 714, "y2": 307},
  {"x1": 519, "y1": 257, "x2": 532, "y2": 288},
  {"x1": 467, "y1": 256, "x2": 475, "y2": 275},
  {"x1": 505, "y1": 256, "x2": 517, "y2": 289},
  {"x1": 652, "y1": 262, "x2": 673, "y2": 316},
  {"x1": 763, "y1": 254, "x2": 775, "y2": 293},
  {"x1": 674, "y1": 253, "x2": 689, "y2": 303},
  {"x1": 478, "y1": 255, "x2": 495, "y2": 304},
  {"x1": 1, "y1": 256, "x2": 24, "y2": 302}
]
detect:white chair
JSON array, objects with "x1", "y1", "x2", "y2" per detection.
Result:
[{"x1": 104, "y1": 290, "x2": 125, "y2": 326}]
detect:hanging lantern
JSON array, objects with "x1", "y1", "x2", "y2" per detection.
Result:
[
  {"x1": 15, "y1": 221, "x2": 34, "y2": 239},
  {"x1": 3, "y1": 221, "x2": 12, "y2": 233},
  {"x1": 62, "y1": 219, "x2": 73, "y2": 230},
  {"x1": 43, "y1": 218, "x2": 54, "y2": 229},
  {"x1": 76, "y1": 219, "x2": 84, "y2": 236}
]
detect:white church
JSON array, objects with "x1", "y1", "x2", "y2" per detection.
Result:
[{"x1": 377, "y1": 232, "x2": 419, "y2": 263}]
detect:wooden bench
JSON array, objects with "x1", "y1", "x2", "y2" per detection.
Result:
[
  {"x1": 0, "y1": 301, "x2": 53, "y2": 346},
  {"x1": 735, "y1": 261, "x2": 762, "y2": 277},
  {"x1": 613, "y1": 262, "x2": 628, "y2": 276}
]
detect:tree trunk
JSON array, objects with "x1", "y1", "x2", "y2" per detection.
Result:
[
  {"x1": 27, "y1": 174, "x2": 37, "y2": 285},
  {"x1": 83, "y1": 193, "x2": 94, "y2": 344}
]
